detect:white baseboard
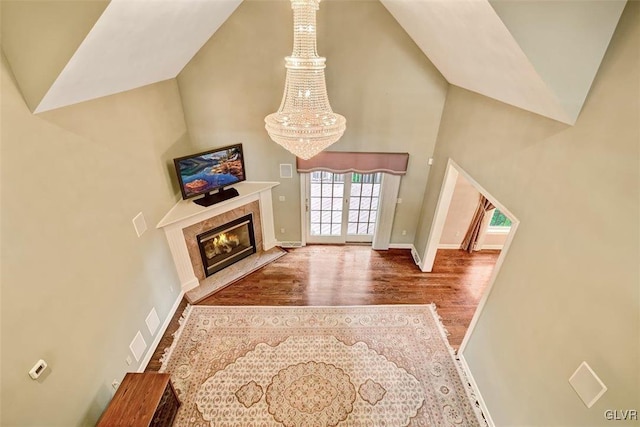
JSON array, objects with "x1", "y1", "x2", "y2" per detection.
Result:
[
  {"x1": 458, "y1": 353, "x2": 495, "y2": 427},
  {"x1": 276, "y1": 241, "x2": 303, "y2": 248},
  {"x1": 481, "y1": 244, "x2": 504, "y2": 250},
  {"x1": 388, "y1": 243, "x2": 414, "y2": 249},
  {"x1": 139, "y1": 290, "x2": 185, "y2": 372},
  {"x1": 411, "y1": 246, "x2": 421, "y2": 266},
  {"x1": 438, "y1": 244, "x2": 461, "y2": 249},
  {"x1": 437, "y1": 244, "x2": 504, "y2": 250}
]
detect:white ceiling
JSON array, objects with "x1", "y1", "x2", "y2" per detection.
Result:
[
  {"x1": 31, "y1": 0, "x2": 626, "y2": 124},
  {"x1": 380, "y1": 0, "x2": 626, "y2": 124},
  {"x1": 35, "y1": 0, "x2": 242, "y2": 113},
  {"x1": 489, "y1": 0, "x2": 626, "y2": 123},
  {"x1": 381, "y1": 0, "x2": 570, "y2": 123}
]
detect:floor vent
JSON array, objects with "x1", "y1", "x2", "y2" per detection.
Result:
[
  {"x1": 411, "y1": 247, "x2": 421, "y2": 266},
  {"x1": 279, "y1": 241, "x2": 303, "y2": 248}
]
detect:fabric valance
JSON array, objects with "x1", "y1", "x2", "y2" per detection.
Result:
[{"x1": 296, "y1": 151, "x2": 409, "y2": 175}]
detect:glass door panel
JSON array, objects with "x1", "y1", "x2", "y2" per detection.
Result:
[
  {"x1": 308, "y1": 171, "x2": 346, "y2": 243},
  {"x1": 346, "y1": 173, "x2": 381, "y2": 242},
  {"x1": 306, "y1": 172, "x2": 382, "y2": 244}
]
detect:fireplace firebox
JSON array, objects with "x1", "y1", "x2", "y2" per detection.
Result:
[{"x1": 196, "y1": 214, "x2": 257, "y2": 277}]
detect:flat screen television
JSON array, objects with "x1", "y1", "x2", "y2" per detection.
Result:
[{"x1": 174, "y1": 144, "x2": 246, "y2": 207}]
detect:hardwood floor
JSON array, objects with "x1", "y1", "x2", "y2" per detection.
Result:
[{"x1": 146, "y1": 246, "x2": 499, "y2": 372}]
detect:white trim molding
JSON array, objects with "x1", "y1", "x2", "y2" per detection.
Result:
[
  {"x1": 387, "y1": 243, "x2": 414, "y2": 249},
  {"x1": 437, "y1": 244, "x2": 462, "y2": 250},
  {"x1": 157, "y1": 181, "x2": 279, "y2": 292},
  {"x1": 438, "y1": 244, "x2": 504, "y2": 250},
  {"x1": 139, "y1": 289, "x2": 185, "y2": 372},
  {"x1": 299, "y1": 175, "x2": 307, "y2": 247},
  {"x1": 420, "y1": 163, "x2": 459, "y2": 271},
  {"x1": 481, "y1": 244, "x2": 504, "y2": 250},
  {"x1": 276, "y1": 241, "x2": 303, "y2": 248},
  {"x1": 486, "y1": 227, "x2": 511, "y2": 234},
  {"x1": 372, "y1": 174, "x2": 401, "y2": 250},
  {"x1": 458, "y1": 354, "x2": 495, "y2": 427}
]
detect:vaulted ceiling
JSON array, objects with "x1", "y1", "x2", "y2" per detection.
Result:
[{"x1": 1, "y1": 0, "x2": 627, "y2": 124}]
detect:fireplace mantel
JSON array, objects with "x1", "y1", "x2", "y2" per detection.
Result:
[{"x1": 157, "y1": 181, "x2": 279, "y2": 292}]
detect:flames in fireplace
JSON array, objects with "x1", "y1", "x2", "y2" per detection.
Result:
[
  {"x1": 197, "y1": 214, "x2": 257, "y2": 277},
  {"x1": 203, "y1": 232, "x2": 240, "y2": 259}
]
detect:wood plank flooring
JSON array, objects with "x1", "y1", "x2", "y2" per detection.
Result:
[{"x1": 146, "y1": 246, "x2": 499, "y2": 372}]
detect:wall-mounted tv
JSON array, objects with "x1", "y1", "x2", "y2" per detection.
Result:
[{"x1": 173, "y1": 144, "x2": 246, "y2": 207}]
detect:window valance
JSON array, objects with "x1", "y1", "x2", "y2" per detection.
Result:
[{"x1": 296, "y1": 151, "x2": 409, "y2": 175}]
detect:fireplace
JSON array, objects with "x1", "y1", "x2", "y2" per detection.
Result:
[{"x1": 196, "y1": 214, "x2": 257, "y2": 277}]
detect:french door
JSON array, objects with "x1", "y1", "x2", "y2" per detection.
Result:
[{"x1": 304, "y1": 171, "x2": 382, "y2": 244}]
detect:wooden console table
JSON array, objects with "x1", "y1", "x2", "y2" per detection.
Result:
[{"x1": 97, "y1": 372, "x2": 180, "y2": 426}]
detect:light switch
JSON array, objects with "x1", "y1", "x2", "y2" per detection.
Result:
[{"x1": 569, "y1": 361, "x2": 607, "y2": 408}]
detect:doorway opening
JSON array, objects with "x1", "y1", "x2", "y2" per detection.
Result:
[{"x1": 421, "y1": 159, "x2": 519, "y2": 355}]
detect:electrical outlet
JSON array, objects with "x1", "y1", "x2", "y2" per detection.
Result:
[
  {"x1": 112, "y1": 379, "x2": 120, "y2": 390},
  {"x1": 402, "y1": 230, "x2": 407, "y2": 236},
  {"x1": 125, "y1": 356, "x2": 132, "y2": 366},
  {"x1": 279, "y1": 196, "x2": 286, "y2": 202},
  {"x1": 397, "y1": 198, "x2": 403, "y2": 204},
  {"x1": 280, "y1": 228, "x2": 285, "y2": 234}
]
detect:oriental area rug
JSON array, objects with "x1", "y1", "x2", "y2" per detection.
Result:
[{"x1": 160, "y1": 305, "x2": 486, "y2": 427}]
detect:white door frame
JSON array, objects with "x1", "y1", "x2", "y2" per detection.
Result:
[{"x1": 421, "y1": 158, "x2": 519, "y2": 354}]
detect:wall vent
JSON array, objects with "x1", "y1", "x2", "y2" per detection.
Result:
[
  {"x1": 569, "y1": 361, "x2": 607, "y2": 408},
  {"x1": 411, "y1": 247, "x2": 421, "y2": 266}
]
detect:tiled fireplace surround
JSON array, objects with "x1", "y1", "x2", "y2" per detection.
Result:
[
  {"x1": 157, "y1": 182, "x2": 279, "y2": 295},
  {"x1": 184, "y1": 200, "x2": 263, "y2": 282}
]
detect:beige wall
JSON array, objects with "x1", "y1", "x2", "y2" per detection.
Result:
[
  {"x1": 438, "y1": 173, "x2": 509, "y2": 250},
  {"x1": 439, "y1": 173, "x2": 478, "y2": 247},
  {"x1": 438, "y1": 171, "x2": 511, "y2": 250},
  {"x1": 481, "y1": 230, "x2": 508, "y2": 248},
  {"x1": 0, "y1": 53, "x2": 192, "y2": 425},
  {"x1": 177, "y1": 0, "x2": 448, "y2": 244},
  {"x1": 415, "y1": 2, "x2": 639, "y2": 425}
]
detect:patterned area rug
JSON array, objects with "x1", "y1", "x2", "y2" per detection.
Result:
[{"x1": 160, "y1": 305, "x2": 485, "y2": 427}]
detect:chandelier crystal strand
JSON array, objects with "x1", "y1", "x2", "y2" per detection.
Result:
[{"x1": 264, "y1": 0, "x2": 346, "y2": 160}]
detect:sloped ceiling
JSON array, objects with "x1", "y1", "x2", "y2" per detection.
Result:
[
  {"x1": 489, "y1": 0, "x2": 626, "y2": 123},
  {"x1": 1, "y1": 0, "x2": 627, "y2": 124},
  {"x1": 0, "y1": 0, "x2": 110, "y2": 112},
  {"x1": 35, "y1": 0, "x2": 242, "y2": 113},
  {"x1": 381, "y1": 0, "x2": 571, "y2": 123},
  {"x1": 380, "y1": 0, "x2": 626, "y2": 124}
]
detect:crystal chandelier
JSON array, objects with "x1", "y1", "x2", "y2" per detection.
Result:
[{"x1": 264, "y1": 0, "x2": 346, "y2": 160}]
